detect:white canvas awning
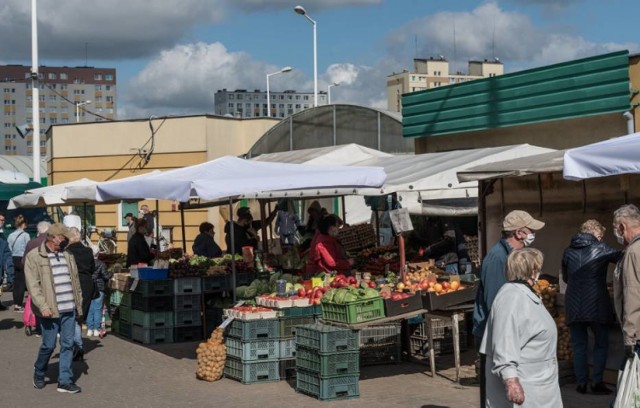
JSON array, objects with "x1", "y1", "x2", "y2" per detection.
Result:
[
  {"x1": 252, "y1": 143, "x2": 393, "y2": 165},
  {"x1": 457, "y1": 150, "x2": 564, "y2": 182},
  {"x1": 94, "y1": 156, "x2": 387, "y2": 203},
  {"x1": 8, "y1": 178, "x2": 98, "y2": 209},
  {"x1": 563, "y1": 132, "x2": 640, "y2": 180}
]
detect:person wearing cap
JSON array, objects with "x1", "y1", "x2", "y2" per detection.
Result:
[
  {"x1": 124, "y1": 213, "x2": 136, "y2": 242},
  {"x1": 126, "y1": 218, "x2": 154, "y2": 267},
  {"x1": 224, "y1": 206, "x2": 277, "y2": 255},
  {"x1": 472, "y1": 210, "x2": 545, "y2": 408},
  {"x1": 25, "y1": 223, "x2": 84, "y2": 394}
]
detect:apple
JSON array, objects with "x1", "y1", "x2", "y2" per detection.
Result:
[
  {"x1": 367, "y1": 281, "x2": 376, "y2": 289},
  {"x1": 347, "y1": 276, "x2": 357, "y2": 285},
  {"x1": 442, "y1": 281, "x2": 450, "y2": 290},
  {"x1": 298, "y1": 288, "x2": 306, "y2": 297},
  {"x1": 335, "y1": 274, "x2": 347, "y2": 282}
]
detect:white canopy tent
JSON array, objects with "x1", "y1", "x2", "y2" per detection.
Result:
[
  {"x1": 563, "y1": 131, "x2": 640, "y2": 180},
  {"x1": 8, "y1": 178, "x2": 99, "y2": 209}
]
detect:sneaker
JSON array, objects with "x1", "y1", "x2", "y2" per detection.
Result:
[
  {"x1": 591, "y1": 382, "x2": 613, "y2": 395},
  {"x1": 86, "y1": 330, "x2": 93, "y2": 337},
  {"x1": 576, "y1": 384, "x2": 587, "y2": 394},
  {"x1": 57, "y1": 383, "x2": 81, "y2": 394},
  {"x1": 33, "y1": 373, "x2": 45, "y2": 389},
  {"x1": 13, "y1": 305, "x2": 24, "y2": 312}
]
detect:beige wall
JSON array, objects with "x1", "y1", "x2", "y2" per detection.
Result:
[
  {"x1": 415, "y1": 112, "x2": 629, "y2": 153},
  {"x1": 47, "y1": 115, "x2": 279, "y2": 254}
]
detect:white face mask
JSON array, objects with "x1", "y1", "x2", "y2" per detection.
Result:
[
  {"x1": 523, "y1": 232, "x2": 535, "y2": 247},
  {"x1": 614, "y1": 228, "x2": 625, "y2": 245}
]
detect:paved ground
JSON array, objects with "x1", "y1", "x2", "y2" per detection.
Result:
[{"x1": 0, "y1": 292, "x2": 614, "y2": 408}]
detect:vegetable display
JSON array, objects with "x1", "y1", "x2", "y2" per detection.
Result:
[
  {"x1": 196, "y1": 327, "x2": 226, "y2": 382},
  {"x1": 322, "y1": 286, "x2": 380, "y2": 304}
]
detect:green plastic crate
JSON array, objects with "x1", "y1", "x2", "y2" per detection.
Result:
[
  {"x1": 321, "y1": 298, "x2": 385, "y2": 324},
  {"x1": 173, "y1": 277, "x2": 202, "y2": 295},
  {"x1": 295, "y1": 369, "x2": 359, "y2": 401},
  {"x1": 295, "y1": 323, "x2": 359, "y2": 354},
  {"x1": 225, "y1": 337, "x2": 279, "y2": 361},
  {"x1": 279, "y1": 338, "x2": 296, "y2": 359},
  {"x1": 131, "y1": 326, "x2": 174, "y2": 344},
  {"x1": 202, "y1": 275, "x2": 231, "y2": 292},
  {"x1": 131, "y1": 310, "x2": 174, "y2": 328},
  {"x1": 295, "y1": 347, "x2": 359, "y2": 376},
  {"x1": 226, "y1": 318, "x2": 279, "y2": 341},
  {"x1": 116, "y1": 305, "x2": 131, "y2": 323},
  {"x1": 175, "y1": 309, "x2": 202, "y2": 327},
  {"x1": 174, "y1": 326, "x2": 203, "y2": 342},
  {"x1": 224, "y1": 357, "x2": 280, "y2": 384},
  {"x1": 112, "y1": 319, "x2": 132, "y2": 338},
  {"x1": 110, "y1": 291, "x2": 132, "y2": 308},
  {"x1": 278, "y1": 316, "x2": 315, "y2": 338},
  {"x1": 277, "y1": 306, "x2": 316, "y2": 318},
  {"x1": 132, "y1": 279, "x2": 173, "y2": 297}
]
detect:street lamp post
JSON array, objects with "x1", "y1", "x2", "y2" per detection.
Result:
[
  {"x1": 266, "y1": 67, "x2": 292, "y2": 117},
  {"x1": 327, "y1": 82, "x2": 339, "y2": 104},
  {"x1": 75, "y1": 100, "x2": 92, "y2": 123},
  {"x1": 294, "y1": 5, "x2": 317, "y2": 107},
  {"x1": 31, "y1": 0, "x2": 40, "y2": 182}
]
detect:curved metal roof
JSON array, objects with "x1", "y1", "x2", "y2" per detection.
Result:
[
  {"x1": 0, "y1": 155, "x2": 47, "y2": 179},
  {"x1": 247, "y1": 104, "x2": 412, "y2": 157}
]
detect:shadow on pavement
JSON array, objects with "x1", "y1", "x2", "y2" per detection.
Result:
[
  {"x1": 359, "y1": 362, "x2": 432, "y2": 380},
  {"x1": 421, "y1": 405, "x2": 450, "y2": 408},
  {"x1": 146, "y1": 340, "x2": 199, "y2": 360},
  {"x1": 0, "y1": 317, "x2": 24, "y2": 330}
]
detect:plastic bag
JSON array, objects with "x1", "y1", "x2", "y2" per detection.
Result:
[{"x1": 615, "y1": 353, "x2": 640, "y2": 407}]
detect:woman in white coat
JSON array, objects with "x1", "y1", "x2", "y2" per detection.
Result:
[{"x1": 480, "y1": 248, "x2": 562, "y2": 407}]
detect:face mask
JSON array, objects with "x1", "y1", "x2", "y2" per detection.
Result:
[
  {"x1": 614, "y1": 228, "x2": 625, "y2": 245},
  {"x1": 523, "y1": 233, "x2": 535, "y2": 247},
  {"x1": 59, "y1": 239, "x2": 69, "y2": 251},
  {"x1": 534, "y1": 271, "x2": 540, "y2": 282},
  {"x1": 329, "y1": 228, "x2": 339, "y2": 237}
]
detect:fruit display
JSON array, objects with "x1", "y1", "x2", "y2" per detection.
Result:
[
  {"x1": 533, "y1": 279, "x2": 558, "y2": 317},
  {"x1": 354, "y1": 245, "x2": 399, "y2": 273},
  {"x1": 196, "y1": 327, "x2": 226, "y2": 382},
  {"x1": 322, "y1": 286, "x2": 380, "y2": 304},
  {"x1": 169, "y1": 254, "x2": 246, "y2": 279},
  {"x1": 555, "y1": 314, "x2": 572, "y2": 361}
]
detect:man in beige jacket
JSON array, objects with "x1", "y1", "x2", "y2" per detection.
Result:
[
  {"x1": 613, "y1": 204, "x2": 640, "y2": 360},
  {"x1": 25, "y1": 223, "x2": 83, "y2": 394}
]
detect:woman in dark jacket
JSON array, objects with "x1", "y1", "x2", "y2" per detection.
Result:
[
  {"x1": 192, "y1": 222, "x2": 222, "y2": 258},
  {"x1": 127, "y1": 218, "x2": 154, "y2": 267},
  {"x1": 562, "y1": 219, "x2": 622, "y2": 395}
]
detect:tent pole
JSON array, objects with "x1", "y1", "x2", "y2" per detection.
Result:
[
  {"x1": 155, "y1": 200, "x2": 160, "y2": 260},
  {"x1": 229, "y1": 198, "x2": 237, "y2": 302},
  {"x1": 83, "y1": 202, "x2": 87, "y2": 242},
  {"x1": 341, "y1": 196, "x2": 346, "y2": 223},
  {"x1": 259, "y1": 199, "x2": 268, "y2": 253},
  {"x1": 180, "y1": 203, "x2": 186, "y2": 252},
  {"x1": 398, "y1": 233, "x2": 406, "y2": 281}
]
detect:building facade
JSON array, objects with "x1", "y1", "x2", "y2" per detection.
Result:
[
  {"x1": 214, "y1": 89, "x2": 328, "y2": 118},
  {"x1": 387, "y1": 57, "x2": 503, "y2": 112},
  {"x1": 1, "y1": 65, "x2": 117, "y2": 156}
]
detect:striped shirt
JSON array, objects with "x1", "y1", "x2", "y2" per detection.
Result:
[{"x1": 48, "y1": 252, "x2": 75, "y2": 314}]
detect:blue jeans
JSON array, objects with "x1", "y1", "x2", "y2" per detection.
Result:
[
  {"x1": 87, "y1": 291, "x2": 104, "y2": 331},
  {"x1": 74, "y1": 322, "x2": 83, "y2": 351},
  {"x1": 569, "y1": 322, "x2": 609, "y2": 384},
  {"x1": 34, "y1": 311, "x2": 76, "y2": 385}
]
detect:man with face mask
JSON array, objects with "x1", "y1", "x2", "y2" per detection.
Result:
[
  {"x1": 472, "y1": 210, "x2": 544, "y2": 408},
  {"x1": 25, "y1": 223, "x2": 83, "y2": 393},
  {"x1": 612, "y1": 205, "x2": 640, "y2": 370}
]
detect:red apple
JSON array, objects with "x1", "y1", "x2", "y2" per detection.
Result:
[
  {"x1": 336, "y1": 274, "x2": 347, "y2": 282},
  {"x1": 367, "y1": 281, "x2": 376, "y2": 289},
  {"x1": 298, "y1": 288, "x2": 306, "y2": 297}
]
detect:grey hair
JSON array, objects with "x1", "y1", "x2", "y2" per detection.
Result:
[
  {"x1": 614, "y1": 204, "x2": 640, "y2": 228},
  {"x1": 68, "y1": 226, "x2": 82, "y2": 242},
  {"x1": 506, "y1": 248, "x2": 544, "y2": 281},
  {"x1": 37, "y1": 221, "x2": 51, "y2": 234},
  {"x1": 580, "y1": 219, "x2": 605, "y2": 237}
]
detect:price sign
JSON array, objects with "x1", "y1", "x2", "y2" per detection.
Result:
[{"x1": 389, "y1": 208, "x2": 414, "y2": 234}]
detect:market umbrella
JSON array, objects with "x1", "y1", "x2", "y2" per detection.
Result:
[
  {"x1": 8, "y1": 178, "x2": 98, "y2": 209},
  {"x1": 563, "y1": 131, "x2": 640, "y2": 180}
]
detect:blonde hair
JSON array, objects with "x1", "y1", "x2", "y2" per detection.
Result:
[
  {"x1": 580, "y1": 219, "x2": 605, "y2": 238},
  {"x1": 14, "y1": 214, "x2": 26, "y2": 228},
  {"x1": 507, "y1": 248, "x2": 544, "y2": 281}
]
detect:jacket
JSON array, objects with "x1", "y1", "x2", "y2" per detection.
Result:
[
  {"x1": 0, "y1": 237, "x2": 14, "y2": 279},
  {"x1": 7, "y1": 228, "x2": 30, "y2": 257},
  {"x1": 92, "y1": 259, "x2": 112, "y2": 292},
  {"x1": 66, "y1": 242, "x2": 97, "y2": 317},
  {"x1": 480, "y1": 283, "x2": 562, "y2": 408},
  {"x1": 127, "y1": 232, "x2": 154, "y2": 267},
  {"x1": 614, "y1": 235, "x2": 640, "y2": 346},
  {"x1": 562, "y1": 233, "x2": 622, "y2": 325},
  {"x1": 275, "y1": 211, "x2": 299, "y2": 237},
  {"x1": 22, "y1": 234, "x2": 47, "y2": 267},
  {"x1": 192, "y1": 233, "x2": 223, "y2": 258},
  {"x1": 472, "y1": 239, "x2": 511, "y2": 339},
  {"x1": 24, "y1": 241, "x2": 83, "y2": 318},
  {"x1": 306, "y1": 233, "x2": 351, "y2": 275},
  {"x1": 224, "y1": 222, "x2": 256, "y2": 255}
]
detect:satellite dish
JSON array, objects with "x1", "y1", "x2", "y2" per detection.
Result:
[{"x1": 16, "y1": 124, "x2": 32, "y2": 139}]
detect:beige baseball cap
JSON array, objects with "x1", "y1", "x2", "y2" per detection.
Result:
[
  {"x1": 502, "y1": 210, "x2": 545, "y2": 231},
  {"x1": 47, "y1": 223, "x2": 74, "y2": 239}
]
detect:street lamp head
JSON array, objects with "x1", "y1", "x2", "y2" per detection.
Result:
[
  {"x1": 332, "y1": 82, "x2": 340, "y2": 87},
  {"x1": 281, "y1": 66, "x2": 293, "y2": 73},
  {"x1": 294, "y1": 5, "x2": 306, "y2": 15}
]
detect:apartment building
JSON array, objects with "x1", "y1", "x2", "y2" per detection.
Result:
[
  {"x1": 387, "y1": 57, "x2": 503, "y2": 112},
  {"x1": 214, "y1": 89, "x2": 328, "y2": 118},
  {"x1": 0, "y1": 65, "x2": 117, "y2": 156}
]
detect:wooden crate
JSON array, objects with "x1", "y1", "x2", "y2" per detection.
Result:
[{"x1": 338, "y1": 224, "x2": 377, "y2": 252}]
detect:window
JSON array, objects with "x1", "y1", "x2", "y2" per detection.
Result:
[
  {"x1": 411, "y1": 76, "x2": 416, "y2": 81},
  {"x1": 4, "y1": 146, "x2": 9, "y2": 151},
  {"x1": 278, "y1": 104, "x2": 284, "y2": 109},
  {"x1": 61, "y1": 118, "x2": 69, "y2": 124},
  {"x1": 95, "y1": 96, "x2": 103, "y2": 103},
  {"x1": 304, "y1": 96, "x2": 309, "y2": 100},
  {"x1": 303, "y1": 104, "x2": 309, "y2": 109},
  {"x1": 60, "y1": 73, "x2": 68, "y2": 80},
  {"x1": 105, "y1": 85, "x2": 112, "y2": 91},
  {"x1": 106, "y1": 96, "x2": 113, "y2": 102},
  {"x1": 49, "y1": 95, "x2": 56, "y2": 101},
  {"x1": 105, "y1": 74, "x2": 113, "y2": 81},
  {"x1": 287, "y1": 95, "x2": 292, "y2": 100},
  {"x1": 50, "y1": 118, "x2": 57, "y2": 124},
  {"x1": 60, "y1": 84, "x2": 67, "y2": 90},
  {"x1": 95, "y1": 85, "x2": 102, "y2": 91},
  {"x1": 229, "y1": 94, "x2": 234, "y2": 99},
  {"x1": 296, "y1": 95, "x2": 300, "y2": 100},
  {"x1": 26, "y1": 83, "x2": 31, "y2": 89},
  {"x1": 94, "y1": 74, "x2": 102, "y2": 81},
  {"x1": 295, "y1": 104, "x2": 301, "y2": 109},
  {"x1": 27, "y1": 141, "x2": 32, "y2": 146},
  {"x1": 48, "y1": 73, "x2": 57, "y2": 80},
  {"x1": 39, "y1": 95, "x2": 45, "y2": 101},
  {"x1": 24, "y1": 73, "x2": 31, "y2": 79}
]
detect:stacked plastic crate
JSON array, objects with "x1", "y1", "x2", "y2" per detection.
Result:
[
  {"x1": 130, "y1": 279, "x2": 175, "y2": 344},
  {"x1": 359, "y1": 323, "x2": 402, "y2": 366},
  {"x1": 409, "y1": 312, "x2": 467, "y2": 357},
  {"x1": 277, "y1": 308, "x2": 316, "y2": 380},
  {"x1": 224, "y1": 318, "x2": 281, "y2": 384},
  {"x1": 295, "y1": 323, "x2": 360, "y2": 401},
  {"x1": 173, "y1": 278, "x2": 204, "y2": 342},
  {"x1": 109, "y1": 289, "x2": 132, "y2": 339},
  {"x1": 202, "y1": 274, "x2": 232, "y2": 336}
]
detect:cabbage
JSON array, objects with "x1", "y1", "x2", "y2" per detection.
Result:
[
  {"x1": 334, "y1": 290, "x2": 348, "y2": 304},
  {"x1": 322, "y1": 289, "x2": 337, "y2": 303},
  {"x1": 343, "y1": 293, "x2": 358, "y2": 302},
  {"x1": 362, "y1": 288, "x2": 380, "y2": 299}
]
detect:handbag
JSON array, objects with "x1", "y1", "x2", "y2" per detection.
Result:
[{"x1": 615, "y1": 353, "x2": 640, "y2": 407}]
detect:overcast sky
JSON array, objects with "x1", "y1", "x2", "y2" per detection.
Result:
[{"x1": 0, "y1": 0, "x2": 637, "y2": 119}]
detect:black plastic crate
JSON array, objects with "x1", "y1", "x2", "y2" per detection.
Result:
[
  {"x1": 174, "y1": 326, "x2": 204, "y2": 342},
  {"x1": 359, "y1": 323, "x2": 401, "y2": 347},
  {"x1": 131, "y1": 279, "x2": 173, "y2": 297},
  {"x1": 131, "y1": 294, "x2": 174, "y2": 312},
  {"x1": 174, "y1": 277, "x2": 202, "y2": 295},
  {"x1": 279, "y1": 358, "x2": 296, "y2": 380},
  {"x1": 202, "y1": 275, "x2": 231, "y2": 292},
  {"x1": 175, "y1": 309, "x2": 202, "y2": 327},
  {"x1": 174, "y1": 294, "x2": 202, "y2": 311},
  {"x1": 360, "y1": 344, "x2": 401, "y2": 366}
]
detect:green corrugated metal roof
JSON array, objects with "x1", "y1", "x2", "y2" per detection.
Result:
[{"x1": 403, "y1": 50, "x2": 631, "y2": 138}]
